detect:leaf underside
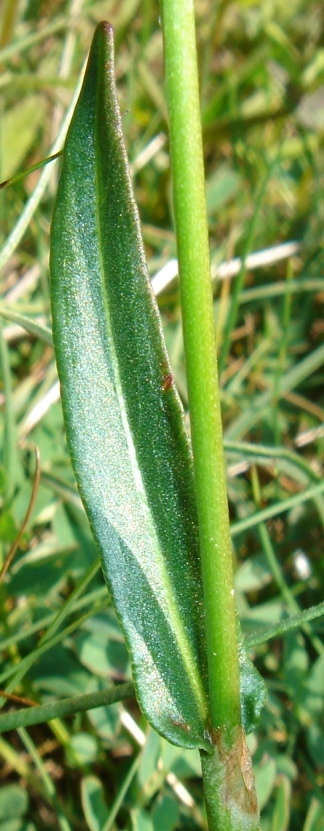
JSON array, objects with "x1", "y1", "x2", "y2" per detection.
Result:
[{"x1": 50, "y1": 22, "x2": 210, "y2": 751}]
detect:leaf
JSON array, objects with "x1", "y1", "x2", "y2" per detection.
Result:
[
  {"x1": 303, "y1": 799, "x2": 324, "y2": 831},
  {"x1": 255, "y1": 757, "x2": 276, "y2": 811},
  {"x1": 50, "y1": 22, "x2": 209, "y2": 751},
  {"x1": 81, "y1": 776, "x2": 109, "y2": 831},
  {"x1": 50, "y1": 21, "x2": 266, "y2": 749},
  {"x1": 271, "y1": 777, "x2": 291, "y2": 831},
  {"x1": 237, "y1": 634, "x2": 266, "y2": 733},
  {"x1": 69, "y1": 733, "x2": 99, "y2": 766},
  {"x1": 151, "y1": 793, "x2": 179, "y2": 831},
  {"x1": 131, "y1": 809, "x2": 154, "y2": 831},
  {"x1": 0, "y1": 785, "x2": 28, "y2": 820}
]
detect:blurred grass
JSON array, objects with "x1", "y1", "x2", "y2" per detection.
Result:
[{"x1": 0, "y1": 1, "x2": 323, "y2": 829}]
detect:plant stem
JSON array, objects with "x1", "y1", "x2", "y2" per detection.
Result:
[
  {"x1": 160, "y1": 0, "x2": 240, "y2": 737},
  {"x1": 0, "y1": 683, "x2": 134, "y2": 734},
  {"x1": 160, "y1": 1, "x2": 259, "y2": 828}
]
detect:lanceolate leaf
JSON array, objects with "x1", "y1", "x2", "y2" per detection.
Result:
[{"x1": 50, "y1": 22, "x2": 210, "y2": 751}]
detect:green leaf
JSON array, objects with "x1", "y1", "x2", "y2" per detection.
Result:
[
  {"x1": 151, "y1": 793, "x2": 179, "y2": 831},
  {"x1": 81, "y1": 776, "x2": 109, "y2": 831},
  {"x1": 271, "y1": 777, "x2": 291, "y2": 831},
  {"x1": 0, "y1": 786, "x2": 28, "y2": 821},
  {"x1": 237, "y1": 633, "x2": 266, "y2": 733},
  {"x1": 50, "y1": 21, "x2": 266, "y2": 749},
  {"x1": 303, "y1": 800, "x2": 324, "y2": 831},
  {"x1": 68, "y1": 733, "x2": 99, "y2": 766},
  {"x1": 50, "y1": 22, "x2": 209, "y2": 751},
  {"x1": 131, "y1": 809, "x2": 154, "y2": 831},
  {"x1": 255, "y1": 757, "x2": 276, "y2": 811}
]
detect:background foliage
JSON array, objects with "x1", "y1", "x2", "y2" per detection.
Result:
[{"x1": 0, "y1": 0, "x2": 323, "y2": 829}]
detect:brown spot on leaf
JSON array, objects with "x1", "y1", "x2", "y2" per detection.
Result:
[
  {"x1": 171, "y1": 719, "x2": 191, "y2": 732},
  {"x1": 162, "y1": 373, "x2": 173, "y2": 392}
]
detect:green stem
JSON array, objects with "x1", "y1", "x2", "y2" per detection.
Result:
[
  {"x1": 0, "y1": 599, "x2": 109, "y2": 692},
  {"x1": 102, "y1": 753, "x2": 141, "y2": 831},
  {"x1": 0, "y1": 683, "x2": 134, "y2": 734},
  {"x1": 0, "y1": 0, "x2": 19, "y2": 48},
  {"x1": 231, "y1": 480, "x2": 324, "y2": 538},
  {"x1": 224, "y1": 440, "x2": 322, "y2": 484},
  {"x1": 160, "y1": 2, "x2": 259, "y2": 829},
  {"x1": 18, "y1": 727, "x2": 73, "y2": 831},
  {"x1": 0, "y1": 323, "x2": 16, "y2": 503},
  {"x1": 246, "y1": 601, "x2": 324, "y2": 649},
  {"x1": 161, "y1": 0, "x2": 240, "y2": 737}
]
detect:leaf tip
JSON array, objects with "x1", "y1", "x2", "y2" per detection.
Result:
[{"x1": 95, "y1": 19, "x2": 114, "y2": 40}]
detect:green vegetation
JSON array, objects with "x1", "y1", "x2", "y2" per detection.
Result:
[{"x1": 0, "y1": 1, "x2": 323, "y2": 830}]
